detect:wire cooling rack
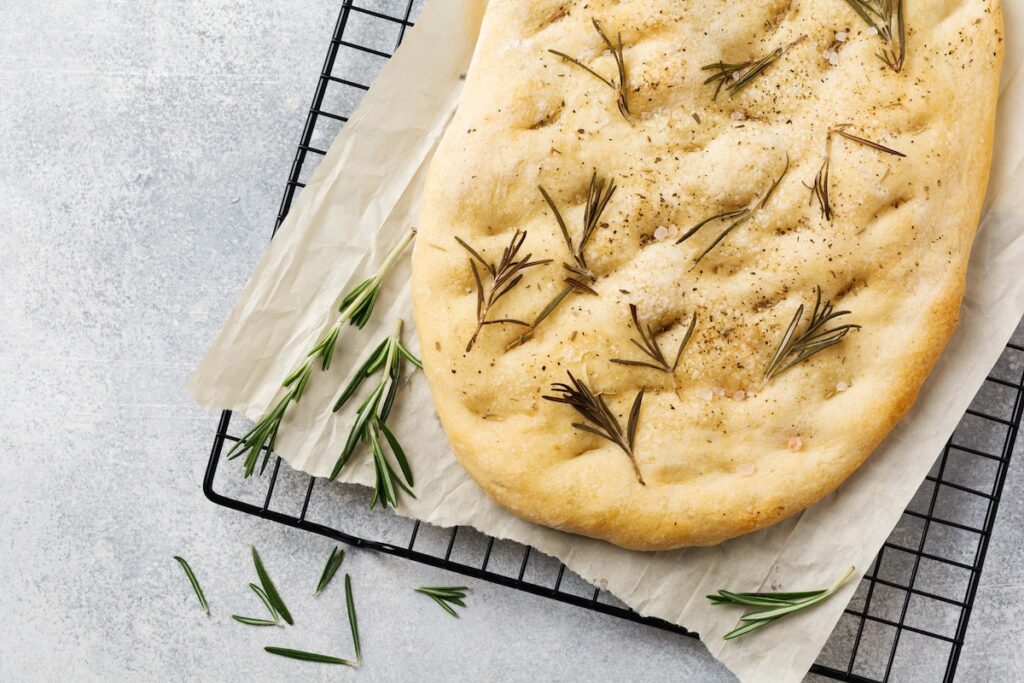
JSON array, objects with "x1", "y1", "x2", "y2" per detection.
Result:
[{"x1": 203, "y1": 2, "x2": 1024, "y2": 680}]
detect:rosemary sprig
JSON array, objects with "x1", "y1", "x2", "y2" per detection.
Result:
[
  {"x1": 702, "y1": 36, "x2": 806, "y2": 99},
  {"x1": 511, "y1": 173, "x2": 617, "y2": 349},
  {"x1": 543, "y1": 372, "x2": 646, "y2": 485},
  {"x1": 415, "y1": 586, "x2": 469, "y2": 618},
  {"x1": 330, "y1": 319, "x2": 421, "y2": 509},
  {"x1": 678, "y1": 156, "x2": 789, "y2": 266},
  {"x1": 455, "y1": 230, "x2": 551, "y2": 352},
  {"x1": 709, "y1": 567, "x2": 856, "y2": 639},
  {"x1": 226, "y1": 228, "x2": 416, "y2": 478},
  {"x1": 172, "y1": 556, "x2": 209, "y2": 616},
  {"x1": 549, "y1": 19, "x2": 630, "y2": 120},
  {"x1": 842, "y1": 0, "x2": 905, "y2": 72},
  {"x1": 263, "y1": 574, "x2": 361, "y2": 667},
  {"x1": 764, "y1": 286, "x2": 861, "y2": 384},
  {"x1": 251, "y1": 545, "x2": 294, "y2": 625},
  {"x1": 807, "y1": 125, "x2": 905, "y2": 220},
  {"x1": 314, "y1": 546, "x2": 345, "y2": 596},
  {"x1": 232, "y1": 583, "x2": 282, "y2": 626},
  {"x1": 611, "y1": 305, "x2": 697, "y2": 374}
]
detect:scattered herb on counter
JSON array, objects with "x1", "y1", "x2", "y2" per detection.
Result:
[
  {"x1": 678, "y1": 155, "x2": 790, "y2": 266},
  {"x1": 511, "y1": 172, "x2": 617, "y2": 349},
  {"x1": 544, "y1": 372, "x2": 646, "y2": 485},
  {"x1": 763, "y1": 286, "x2": 861, "y2": 384},
  {"x1": 232, "y1": 582, "x2": 282, "y2": 627},
  {"x1": 226, "y1": 228, "x2": 416, "y2": 478},
  {"x1": 314, "y1": 546, "x2": 345, "y2": 596},
  {"x1": 708, "y1": 566, "x2": 856, "y2": 639},
  {"x1": 330, "y1": 319, "x2": 421, "y2": 509},
  {"x1": 611, "y1": 305, "x2": 697, "y2": 374},
  {"x1": 842, "y1": 0, "x2": 905, "y2": 72},
  {"x1": 345, "y1": 574, "x2": 362, "y2": 664},
  {"x1": 702, "y1": 35, "x2": 807, "y2": 99},
  {"x1": 415, "y1": 586, "x2": 469, "y2": 617},
  {"x1": 251, "y1": 545, "x2": 294, "y2": 625},
  {"x1": 263, "y1": 574, "x2": 360, "y2": 667},
  {"x1": 549, "y1": 18, "x2": 631, "y2": 120},
  {"x1": 264, "y1": 647, "x2": 357, "y2": 666},
  {"x1": 808, "y1": 125, "x2": 906, "y2": 220},
  {"x1": 173, "y1": 556, "x2": 210, "y2": 616},
  {"x1": 455, "y1": 230, "x2": 551, "y2": 352}
]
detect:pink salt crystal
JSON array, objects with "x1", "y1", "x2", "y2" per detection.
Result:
[
  {"x1": 737, "y1": 463, "x2": 757, "y2": 477},
  {"x1": 788, "y1": 437, "x2": 803, "y2": 451}
]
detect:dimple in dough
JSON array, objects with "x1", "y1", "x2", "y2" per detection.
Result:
[{"x1": 411, "y1": 0, "x2": 1004, "y2": 550}]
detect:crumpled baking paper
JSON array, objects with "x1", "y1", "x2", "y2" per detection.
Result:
[{"x1": 188, "y1": 1, "x2": 1024, "y2": 680}]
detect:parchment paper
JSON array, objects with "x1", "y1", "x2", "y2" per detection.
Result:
[{"x1": 189, "y1": 2, "x2": 1024, "y2": 680}]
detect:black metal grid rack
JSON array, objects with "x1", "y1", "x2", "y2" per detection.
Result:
[{"x1": 203, "y1": 2, "x2": 1024, "y2": 680}]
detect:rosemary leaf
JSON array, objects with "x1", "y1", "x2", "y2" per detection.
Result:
[
  {"x1": 550, "y1": 19, "x2": 631, "y2": 120},
  {"x1": 544, "y1": 372, "x2": 646, "y2": 485},
  {"x1": 456, "y1": 230, "x2": 550, "y2": 352},
  {"x1": 709, "y1": 567, "x2": 856, "y2": 640},
  {"x1": 763, "y1": 286, "x2": 861, "y2": 383},
  {"x1": 345, "y1": 574, "x2": 362, "y2": 664},
  {"x1": 314, "y1": 547, "x2": 345, "y2": 596},
  {"x1": 264, "y1": 647, "x2": 356, "y2": 667},
  {"x1": 251, "y1": 546, "x2": 293, "y2": 626},
  {"x1": 231, "y1": 615, "x2": 280, "y2": 627},
  {"x1": 250, "y1": 582, "x2": 280, "y2": 621},
  {"x1": 415, "y1": 586, "x2": 469, "y2": 618},
  {"x1": 172, "y1": 556, "x2": 209, "y2": 616},
  {"x1": 226, "y1": 228, "x2": 415, "y2": 478}
]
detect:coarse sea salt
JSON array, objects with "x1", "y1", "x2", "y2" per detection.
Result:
[
  {"x1": 698, "y1": 388, "x2": 714, "y2": 401},
  {"x1": 654, "y1": 226, "x2": 669, "y2": 241},
  {"x1": 731, "y1": 111, "x2": 746, "y2": 121},
  {"x1": 733, "y1": 390, "x2": 746, "y2": 401},
  {"x1": 836, "y1": 32, "x2": 847, "y2": 42},
  {"x1": 836, "y1": 380, "x2": 850, "y2": 392},
  {"x1": 737, "y1": 463, "x2": 757, "y2": 477},
  {"x1": 788, "y1": 436, "x2": 803, "y2": 451}
]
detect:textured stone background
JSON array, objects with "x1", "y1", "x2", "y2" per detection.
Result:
[{"x1": 1, "y1": 1, "x2": 1021, "y2": 681}]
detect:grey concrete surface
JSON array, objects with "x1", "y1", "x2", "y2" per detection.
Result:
[{"x1": 0, "y1": 2, "x2": 1020, "y2": 681}]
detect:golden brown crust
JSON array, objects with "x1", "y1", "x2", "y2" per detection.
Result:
[{"x1": 412, "y1": 0, "x2": 1004, "y2": 550}]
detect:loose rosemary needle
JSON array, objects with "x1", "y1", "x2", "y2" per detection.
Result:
[
  {"x1": 808, "y1": 125, "x2": 906, "y2": 220},
  {"x1": 709, "y1": 566, "x2": 856, "y2": 639},
  {"x1": 232, "y1": 583, "x2": 281, "y2": 627},
  {"x1": 226, "y1": 228, "x2": 416, "y2": 478},
  {"x1": 263, "y1": 573, "x2": 361, "y2": 667},
  {"x1": 543, "y1": 371, "x2": 646, "y2": 485},
  {"x1": 678, "y1": 155, "x2": 789, "y2": 266},
  {"x1": 314, "y1": 546, "x2": 345, "y2": 596},
  {"x1": 702, "y1": 36, "x2": 807, "y2": 99},
  {"x1": 251, "y1": 545, "x2": 294, "y2": 625},
  {"x1": 764, "y1": 286, "x2": 861, "y2": 384},
  {"x1": 611, "y1": 305, "x2": 697, "y2": 374},
  {"x1": 549, "y1": 18, "x2": 631, "y2": 120},
  {"x1": 511, "y1": 172, "x2": 617, "y2": 349},
  {"x1": 455, "y1": 230, "x2": 551, "y2": 352},
  {"x1": 842, "y1": 0, "x2": 906, "y2": 72},
  {"x1": 331, "y1": 318, "x2": 421, "y2": 510},
  {"x1": 415, "y1": 586, "x2": 469, "y2": 618},
  {"x1": 172, "y1": 556, "x2": 209, "y2": 616}
]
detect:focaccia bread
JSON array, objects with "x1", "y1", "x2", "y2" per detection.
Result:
[{"x1": 411, "y1": 0, "x2": 1003, "y2": 550}]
